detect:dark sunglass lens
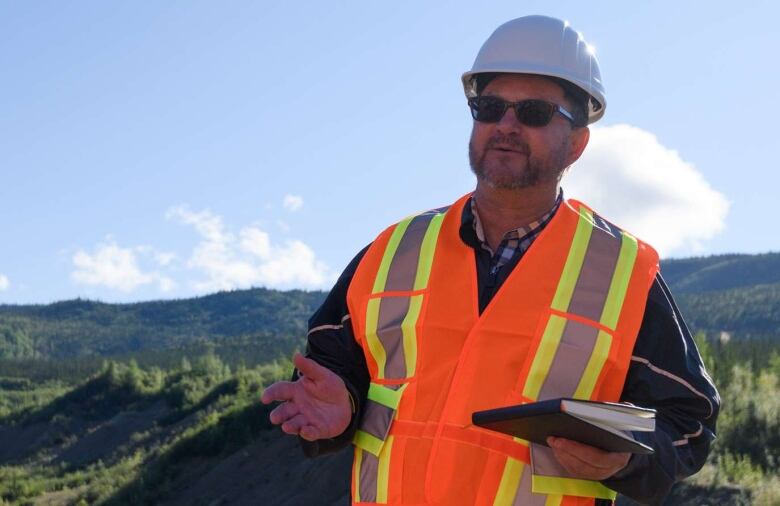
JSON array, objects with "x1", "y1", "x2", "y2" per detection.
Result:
[
  {"x1": 472, "y1": 97, "x2": 506, "y2": 122},
  {"x1": 516, "y1": 100, "x2": 555, "y2": 127}
]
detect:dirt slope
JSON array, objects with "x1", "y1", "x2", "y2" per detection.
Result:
[{"x1": 162, "y1": 431, "x2": 352, "y2": 506}]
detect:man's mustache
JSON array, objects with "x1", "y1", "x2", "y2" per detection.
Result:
[{"x1": 486, "y1": 134, "x2": 530, "y2": 153}]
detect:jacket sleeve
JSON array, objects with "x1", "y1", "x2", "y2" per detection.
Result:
[
  {"x1": 296, "y1": 245, "x2": 371, "y2": 457},
  {"x1": 601, "y1": 273, "x2": 721, "y2": 505}
]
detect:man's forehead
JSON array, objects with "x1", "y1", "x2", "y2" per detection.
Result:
[{"x1": 481, "y1": 74, "x2": 566, "y2": 101}]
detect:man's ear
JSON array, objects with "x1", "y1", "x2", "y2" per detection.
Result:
[{"x1": 565, "y1": 126, "x2": 590, "y2": 167}]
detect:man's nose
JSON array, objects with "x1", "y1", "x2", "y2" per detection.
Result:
[{"x1": 495, "y1": 105, "x2": 524, "y2": 132}]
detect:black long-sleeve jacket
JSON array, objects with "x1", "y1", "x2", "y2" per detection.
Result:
[{"x1": 299, "y1": 200, "x2": 720, "y2": 506}]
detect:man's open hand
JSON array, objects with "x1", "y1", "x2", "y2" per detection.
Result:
[
  {"x1": 546, "y1": 437, "x2": 631, "y2": 480},
  {"x1": 261, "y1": 353, "x2": 352, "y2": 441}
]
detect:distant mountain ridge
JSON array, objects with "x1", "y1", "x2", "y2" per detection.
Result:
[
  {"x1": 661, "y1": 252, "x2": 780, "y2": 293},
  {"x1": 0, "y1": 288, "x2": 326, "y2": 360},
  {"x1": 661, "y1": 252, "x2": 780, "y2": 340},
  {"x1": 0, "y1": 252, "x2": 778, "y2": 361}
]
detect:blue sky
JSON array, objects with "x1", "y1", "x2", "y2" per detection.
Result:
[{"x1": 1, "y1": 1, "x2": 777, "y2": 304}]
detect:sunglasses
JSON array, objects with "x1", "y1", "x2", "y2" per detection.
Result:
[{"x1": 467, "y1": 96, "x2": 576, "y2": 127}]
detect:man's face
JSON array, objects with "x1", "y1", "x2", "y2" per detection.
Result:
[{"x1": 468, "y1": 74, "x2": 588, "y2": 190}]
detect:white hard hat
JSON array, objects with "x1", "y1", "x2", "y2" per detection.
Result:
[{"x1": 462, "y1": 15, "x2": 607, "y2": 124}]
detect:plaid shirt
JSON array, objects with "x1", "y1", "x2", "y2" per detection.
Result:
[{"x1": 470, "y1": 191, "x2": 563, "y2": 275}]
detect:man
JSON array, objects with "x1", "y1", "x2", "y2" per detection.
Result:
[{"x1": 262, "y1": 15, "x2": 719, "y2": 506}]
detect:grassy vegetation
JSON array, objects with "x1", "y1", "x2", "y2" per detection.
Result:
[
  {"x1": 1, "y1": 337, "x2": 778, "y2": 505},
  {"x1": 0, "y1": 353, "x2": 292, "y2": 505},
  {"x1": 680, "y1": 334, "x2": 780, "y2": 505},
  {"x1": 0, "y1": 377, "x2": 70, "y2": 420}
]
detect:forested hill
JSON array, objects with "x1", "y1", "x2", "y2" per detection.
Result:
[
  {"x1": 0, "y1": 288, "x2": 326, "y2": 361},
  {"x1": 661, "y1": 252, "x2": 780, "y2": 341},
  {"x1": 661, "y1": 252, "x2": 780, "y2": 293},
  {"x1": 0, "y1": 252, "x2": 778, "y2": 362}
]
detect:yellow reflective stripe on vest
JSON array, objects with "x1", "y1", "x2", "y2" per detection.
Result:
[
  {"x1": 365, "y1": 297, "x2": 387, "y2": 380},
  {"x1": 355, "y1": 383, "x2": 406, "y2": 456},
  {"x1": 522, "y1": 314, "x2": 567, "y2": 401},
  {"x1": 502, "y1": 204, "x2": 645, "y2": 502},
  {"x1": 354, "y1": 447, "x2": 364, "y2": 502},
  {"x1": 364, "y1": 209, "x2": 448, "y2": 380},
  {"x1": 507, "y1": 210, "x2": 597, "y2": 501},
  {"x1": 354, "y1": 429, "x2": 385, "y2": 456},
  {"x1": 573, "y1": 328, "x2": 613, "y2": 400},
  {"x1": 495, "y1": 459, "x2": 560, "y2": 506},
  {"x1": 372, "y1": 217, "x2": 413, "y2": 294},
  {"x1": 377, "y1": 435, "x2": 394, "y2": 503},
  {"x1": 550, "y1": 207, "x2": 594, "y2": 313},
  {"x1": 365, "y1": 297, "x2": 391, "y2": 381},
  {"x1": 367, "y1": 382, "x2": 404, "y2": 409},
  {"x1": 532, "y1": 475, "x2": 617, "y2": 501},
  {"x1": 354, "y1": 209, "x2": 447, "y2": 504},
  {"x1": 493, "y1": 458, "x2": 525, "y2": 506},
  {"x1": 354, "y1": 436, "x2": 395, "y2": 504},
  {"x1": 400, "y1": 294, "x2": 424, "y2": 378},
  {"x1": 524, "y1": 204, "x2": 638, "y2": 403},
  {"x1": 573, "y1": 229, "x2": 639, "y2": 400},
  {"x1": 522, "y1": 211, "x2": 602, "y2": 404},
  {"x1": 413, "y1": 212, "x2": 446, "y2": 290},
  {"x1": 600, "y1": 231, "x2": 639, "y2": 330}
]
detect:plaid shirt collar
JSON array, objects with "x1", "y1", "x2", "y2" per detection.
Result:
[{"x1": 464, "y1": 190, "x2": 563, "y2": 273}]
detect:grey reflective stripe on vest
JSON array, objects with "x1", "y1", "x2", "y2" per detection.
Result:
[
  {"x1": 515, "y1": 465, "x2": 548, "y2": 506},
  {"x1": 354, "y1": 384, "x2": 403, "y2": 503},
  {"x1": 565, "y1": 213, "x2": 623, "y2": 322},
  {"x1": 358, "y1": 449, "x2": 381, "y2": 503},
  {"x1": 537, "y1": 318, "x2": 601, "y2": 400},
  {"x1": 361, "y1": 397, "x2": 397, "y2": 441},
  {"x1": 371, "y1": 207, "x2": 449, "y2": 380},
  {"x1": 505, "y1": 206, "x2": 636, "y2": 504},
  {"x1": 383, "y1": 212, "x2": 439, "y2": 292},
  {"x1": 535, "y1": 213, "x2": 622, "y2": 400},
  {"x1": 354, "y1": 383, "x2": 404, "y2": 455},
  {"x1": 354, "y1": 206, "x2": 449, "y2": 504},
  {"x1": 374, "y1": 295, "x2": 412, "y2": 379}
]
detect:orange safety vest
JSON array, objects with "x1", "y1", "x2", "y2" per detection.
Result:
[{"x1": 346, "y1": 193, "x2": 659, "y2": 506}]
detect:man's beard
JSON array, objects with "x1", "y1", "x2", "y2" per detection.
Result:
[{"x1": 469, "y1": 133, "x2": 569, "y2": 190}]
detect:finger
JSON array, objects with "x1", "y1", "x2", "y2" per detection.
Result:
[
  {"x1": 269, "y1": 401, "x2": 301, "y2": 425},
  {"x1": 546, "y1": 438, "x2": 630, "y2": 480},
  {"x1": 281, "y1": 413, "x2": 308, "y2": 435},
  {"x1": 261, "y1": 381, "x2": 297, "y2": 404},
  {"x1": 293, "y1": 353, "x2": 330, "y2": 381},
  {"x1": 548, "y1": 445, "x2": 605, "y2": 479},
  {"x1": 300, "y1": 424, "x2": 322, "y2": 442},
  {"x1": 548, "y1": 437, "x2": 629, "y2": 469}
]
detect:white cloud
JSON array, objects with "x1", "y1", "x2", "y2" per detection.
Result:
[
  {"x1": 166, "y1": 206, "x2": 229, "y2": 243},
  {"x1": 565, "y1": 124, "x2": 729, "y2": 257},
  {"x1": 253, "y1": 240, "x2": 331, "y2": 287},
  {"x1": 71, "y1": 206, "x2": 332, "y2": 297},
  {"x1": 167, "y1": 206, "x2": 332, "y2": 292},
  {"x1": 158, "y1": 277, "x2": 177, "y2": 292},
  {"x1": 240, "y1": 227, "x2": 271, "y2": 259},
  {"x1": 72, "y1": 239, "x2": 175, "y2": 293},
  {"x1": 276, "y1": 220, "x2": 291, "y2": 233},
  {"x1": 283, "y1": 194, "x2": 304, "y2": 212},
  {"x1": 135, "y1": 245, "x2": 177, "y2": 267},
  {"x1": 153, "y1": 251, "x2": 177, "y2": 267},
  {"x1": 0, "y1": 274, "x2": 9, "y2": 291}
]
